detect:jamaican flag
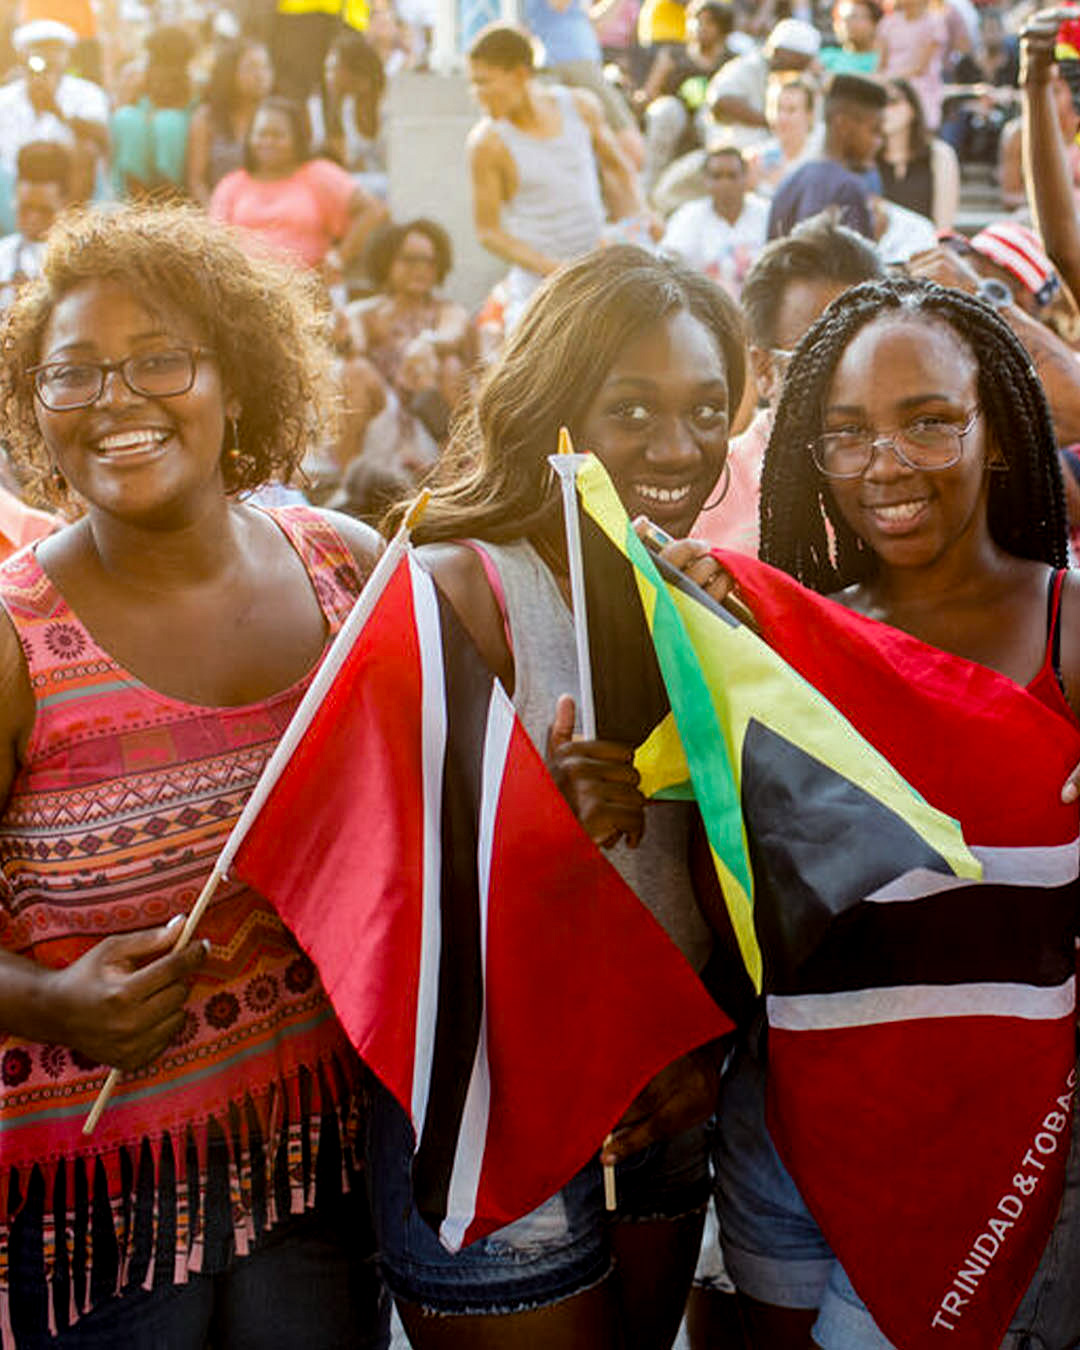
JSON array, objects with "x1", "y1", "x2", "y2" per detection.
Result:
[
  {"x1": 575, "y1": 454, "x2": 1080, "y2": 1350},
  {"x1": 576, "y1": 455, "x2": 979, "y2": 992}
]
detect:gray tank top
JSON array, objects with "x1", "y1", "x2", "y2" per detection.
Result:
[
  {"x1": 493, "y1": 85, "x2": 606, "y2": 325},
  {"x1": 477, "y1": 539, "x2": 713, "y2": 972},
  {"x1": 208, "y1": 127, "x2": 243, "y2": 190}
]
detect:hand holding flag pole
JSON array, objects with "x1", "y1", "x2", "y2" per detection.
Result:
[
  {"x1": 548, "y1": 429, "x2": 617, "y2": 1211},
  {"x1": 83, "y1": 491, "x2": 432, "y2": 1136}
]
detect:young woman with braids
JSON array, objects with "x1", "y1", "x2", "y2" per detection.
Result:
[{"x1": 673, "y1": 274, "x2": 1080, "y2": 1348}]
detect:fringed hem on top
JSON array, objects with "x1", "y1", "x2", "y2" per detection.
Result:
[{"x1": 0, "y1": 1055, "x2": 365, "y2": 1347}]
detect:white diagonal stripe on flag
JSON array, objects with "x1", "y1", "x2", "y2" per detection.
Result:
[
  {"x1": 410, "y1": 556, "x2": 447, "y2": 1138},
  {"x1": 439, "y1": 682, "x2": 516, "y2": 1252},
  {"x1": 866, "y1": 837, "x2": 1080, "y2": 904},
  {"x1": 767, "y1": 976, "x2": 1076, "y2": 1031}
]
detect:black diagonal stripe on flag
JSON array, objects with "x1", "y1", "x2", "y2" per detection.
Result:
[
  {"x1": 789, "y1": 879, "x2": 1078, "y2": 996},
  {"x1": 741, "y1": 719, "x2": 953, "y2": 986},
  {"x1": 411, "y1": 589, "x2": 494, "y2": 1225}
]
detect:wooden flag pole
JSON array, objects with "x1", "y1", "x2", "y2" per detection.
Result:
[
  {"x1": 547, "y1": 432, "x2": 616, "y2": 1210},
  {"x1": 83, "y1": 492, "x2": 431, "y2": 1136}
]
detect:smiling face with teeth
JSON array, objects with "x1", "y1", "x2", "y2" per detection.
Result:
[
  {"x1": 578, "y1": 309, "x2": 731, "y2": 537},
  {"x1": 823, "y1": 314, "x2": 993, "y2": 573},
  {"x1": 33, "y1": 278, "x2": 238, "y2": 526}
]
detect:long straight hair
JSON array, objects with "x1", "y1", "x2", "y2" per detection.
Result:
[{"x1": 393, "y1": 246, "x2": 746, "y2": 544}]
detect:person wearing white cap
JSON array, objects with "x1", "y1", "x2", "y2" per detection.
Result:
[
  {"x1": 0, "y1": 18, "x2": 108, "y2": 204},
  {"x1": 704, "y1": 17, "x2": 821, "y2": 150}
]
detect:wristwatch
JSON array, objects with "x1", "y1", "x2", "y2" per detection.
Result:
[{"x1": 976, "y1": 277, "x2": 1013, "y2": 312}]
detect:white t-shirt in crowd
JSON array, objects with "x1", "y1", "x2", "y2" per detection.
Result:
[
  {"x1": 0, "y1": 74, "x2": 109, "y2": 176},
  {"x1": 875, "y1": 199, "x2": 937, "y2": 264},
  {"x1": 0, "y1": 231, "x2": 44, "y2": 309},
  {"x1": 660, "y1": 192, "x2": 769, "y2": 296}
]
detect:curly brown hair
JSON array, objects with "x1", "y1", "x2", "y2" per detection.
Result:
[{"x1": 0, "y1": 203, "x2": 337, "y2": 510}]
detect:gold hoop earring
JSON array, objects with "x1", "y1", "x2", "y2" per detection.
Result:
[
  {"x1": 227, "y1": 416, "x2": 242, "y2": 462},
  {"x1": 701, "y1": 460, "x2": 732, "y2": 512}
]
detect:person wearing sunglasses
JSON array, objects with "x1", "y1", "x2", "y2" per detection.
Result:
[{"x1": 0, "y1": 204, "x2": 390, "y2": 1349}]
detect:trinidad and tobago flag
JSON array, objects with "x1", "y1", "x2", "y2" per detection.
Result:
[
  {"x1": 723, "y1": 552, "x2": 1080, "y2": 1350},
  {"x1": 575, "y1": 456, "x2": 1080, "y2": 1350},
  {"x1": 231, "y1": 551, "x2": 731, "y2": 1252}
]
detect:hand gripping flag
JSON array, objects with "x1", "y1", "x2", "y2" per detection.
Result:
[
  {"x1": 230, "y1": 550, "x2": 731, "y2": 1251},
  {"x1": 574, "y1": 456, "x2": 1080, "y2": 1350}
]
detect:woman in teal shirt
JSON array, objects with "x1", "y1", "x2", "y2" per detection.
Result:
[{"x1": 110, "y1": 26, "x2": 195, "y2": 200}]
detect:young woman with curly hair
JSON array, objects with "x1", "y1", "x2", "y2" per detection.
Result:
[
  {"x1": 343, "y1": 219, "x2": 475, "y2": 474},
  {"x1": 0, "y1": 204, "x2": 389, "y2": 1349}
]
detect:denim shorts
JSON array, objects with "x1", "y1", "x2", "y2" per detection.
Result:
[
  {"x1": 368, "y1": 1080, "x2": 710, "y2": 1315},
  {"x1": 713, "y1": 1048, "x2": 1080, "y2": 1349}
]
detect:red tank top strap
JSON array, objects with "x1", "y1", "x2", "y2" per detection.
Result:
[
  {"x1": 1026, "y1": 569, "x2": 1078, "y2": 727},
  {"x1": 0, "y1": 542, "x2": 63, "y2": 623},
  {"x1": 1048, "y1": 566, "x2": 1067, "y2": 640},
  {"x1": 256, "y1": 504, "x2": 362, "y2": 635}
]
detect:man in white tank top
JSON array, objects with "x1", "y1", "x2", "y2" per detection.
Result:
[{"x1": 466, "y1": 24, "x2": 645, "y2": 330}]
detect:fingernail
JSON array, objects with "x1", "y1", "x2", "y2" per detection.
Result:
[
  {"x1": 166, "y1": 914, "x2": 184, "y2": 930},
  {"x1": 201, "y1": 938, "x2": 211, "y2": 954},
  {"x1": 1063, "y1": 783, "x2": 1077, "y2": 803}
]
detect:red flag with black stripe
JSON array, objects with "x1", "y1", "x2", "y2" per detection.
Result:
[
  {"x1": 714, "y1": 551, "x2": 1080, "y2": 1350},
  {"x1": 231, "y1": 553, "x2": 731, "y2": 1250}
]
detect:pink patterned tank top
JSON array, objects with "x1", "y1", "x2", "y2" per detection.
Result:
[{"x1": 0, "y1": 505, "x2": 365, "y2": 1342}]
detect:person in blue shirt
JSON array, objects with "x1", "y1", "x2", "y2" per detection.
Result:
[{"x1": 767, "y1": 72, "x2": 886, "y2": 239}]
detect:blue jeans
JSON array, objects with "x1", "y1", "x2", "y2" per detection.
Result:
[
  {"x1": 369, "y1": 1080, "x2": 710, "y2": 1315},
  {"x1": 10, "y1": 1112, "x2": 389, "y2": 1350},
  {"x1": 38, "y1": 1201, "x2": 389, "y2": 1350}
]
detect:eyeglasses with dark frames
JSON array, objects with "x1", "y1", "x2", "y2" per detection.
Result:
[{"x1": 28, "y1": 347, "x2": 217, "y2": 412}]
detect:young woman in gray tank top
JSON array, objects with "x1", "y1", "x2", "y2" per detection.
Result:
[{"x1": 369, "y1": 246, "x2": 747, "y2": 1350}]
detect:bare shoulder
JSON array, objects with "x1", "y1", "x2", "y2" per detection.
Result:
[
  {"x1": 415, "y1": 541, "x2": 513, "y2": 687},
  {"x1": 466, "y1": 118, "x2": 504, "y2": 159},
  {"x1": 314, "y1": 508, "x2": 384, "y2": 584},
  {"x1": 344, "y1": 294, "x2": 383, "y2": 321},
  {"x1": 568, "y1": 85, "x2": 604, "y2": 125},
  {"x1": 438, "y1": 297, "x2": 469, "y2": 325},
  {"x1": 932, "y1": 136, "x2": 958, "y2": 171},
  {"x1": 998, "y1": 116, "x2": 1021, "y2": 158}
]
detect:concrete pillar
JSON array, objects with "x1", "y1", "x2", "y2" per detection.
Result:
[
  {"x1": 386, "y1": 70, "x2": 506, "y2": 310},
  {"x1": 430, "y1": 0, "x2": 458, "y2": 74}
]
